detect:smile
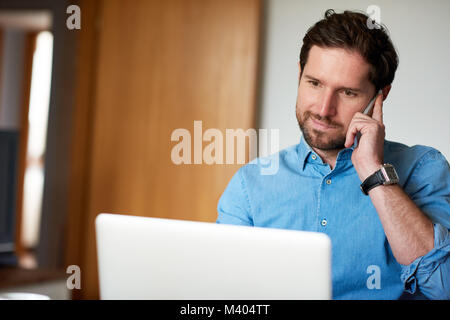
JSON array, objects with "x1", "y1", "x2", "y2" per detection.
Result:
[{"x1": 311, "y1": 118, "x2": 336, "y2": 130}]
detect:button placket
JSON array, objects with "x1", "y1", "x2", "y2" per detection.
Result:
[{"x1": 320, "y1": 177, "x2": 332, "y2": 230}]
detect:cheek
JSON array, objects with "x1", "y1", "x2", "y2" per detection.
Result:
[
  {"x1": 297, "y1": 87, "x2": 317, "y2": 112},
  {"x1": 340, "y1": 114, "x2": 355, "y2": 131}
]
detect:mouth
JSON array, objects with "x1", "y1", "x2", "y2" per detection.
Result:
[{"x1": 310, "y1": 118, "x2": 337, "y2": 131}]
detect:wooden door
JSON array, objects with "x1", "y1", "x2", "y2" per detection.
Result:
[{"x1": 74, "y1": 0, "x2": 261, "y2": 299}]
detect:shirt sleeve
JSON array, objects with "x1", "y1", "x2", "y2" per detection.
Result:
[
  {"x1": 216, "y1": 167, "x2": 253, "y2": 226},
  {"x1": 401, "y1": 149, "x2": 450, "y2": 300}
]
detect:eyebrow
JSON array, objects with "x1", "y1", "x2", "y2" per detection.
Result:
[{"x1": 303, "y1": 74, "x2": 363, "y2": 93}]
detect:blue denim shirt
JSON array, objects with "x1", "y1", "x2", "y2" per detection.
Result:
[{"x1": 216, "y1": 136, "x2": 450, "y2": 300}]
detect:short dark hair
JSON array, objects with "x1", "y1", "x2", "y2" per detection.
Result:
[{"x1": 299, "y1": 9, "x2": 399, "y2": 91}]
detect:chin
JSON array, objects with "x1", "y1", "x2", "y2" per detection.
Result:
[
  {"x1": 297, "y1": 110, "x2": 346, "y2": 150},
  {"x1": 303, "y1": 128, "x2": 346, "y2": 151}
]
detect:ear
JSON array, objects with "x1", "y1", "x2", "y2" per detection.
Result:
[{"x1": 381, "y1": 85, "x2": 391, "y2": 101}]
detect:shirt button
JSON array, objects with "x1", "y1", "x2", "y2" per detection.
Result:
[
  {"x1": 311, "y1": 154, "x2": 317, "y2": 160},
  {"x1": 326, "y1": 179, "x2": 332, "y2": 185},
  {"x1": 321, "y1": 219, "x2": 327, "y2": 227}
]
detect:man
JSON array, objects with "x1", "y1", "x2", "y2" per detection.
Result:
[{"x1": 216, "y1": 9, "x2": 449, "y2": 299}]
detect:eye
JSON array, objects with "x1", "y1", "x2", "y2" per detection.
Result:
[
  {"x1": 308, "y1": 80, "x2": 319, "y2": 87},
  {"x1": 344, "y1": 89, "x2": 357, "y2": 97}
]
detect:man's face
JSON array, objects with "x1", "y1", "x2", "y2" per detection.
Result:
[{"x1": 296, "y1": 45, "x2": 377, "y2": 151}]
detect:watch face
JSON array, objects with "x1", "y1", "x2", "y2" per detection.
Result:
[{"x1": 382, "y1": 165, "x2": 399, "y2": 184}]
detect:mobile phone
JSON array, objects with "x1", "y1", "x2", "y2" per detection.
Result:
[
  {"x1": 353, "y1": 89, "x2": 383, "y2": 147},
  {"x1": 362, "y1": 89, "x2": 383, "y2": 115}
]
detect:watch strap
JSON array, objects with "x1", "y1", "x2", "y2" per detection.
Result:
[{"x1": 360, "y1": 169, "x2": 384, "y2": 195}]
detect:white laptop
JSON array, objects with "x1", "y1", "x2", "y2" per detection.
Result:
[{"x1": 95, "y1": 213, "x2": 332, "y2": 300}]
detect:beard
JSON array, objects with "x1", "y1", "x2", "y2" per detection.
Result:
[{"x1": 296, "y1": 108, "x2": 346, "y2": 151}]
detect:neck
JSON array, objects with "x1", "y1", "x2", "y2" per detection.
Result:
[{"x1": 312, "y1": 147, "x2": 341, "y2": 170}]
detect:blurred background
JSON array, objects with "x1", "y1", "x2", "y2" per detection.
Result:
[{"x1": 0, "y1": 0, "x2": 448, "y2": 300}]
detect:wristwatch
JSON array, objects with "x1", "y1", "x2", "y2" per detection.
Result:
[{"x1": 360, "y1": 164, "x2": 399, "y2": 195}]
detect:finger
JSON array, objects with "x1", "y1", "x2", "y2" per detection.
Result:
[
  {"x1": 344, "y1": 120, "x2": 365, "y2": 148},
  {"x1": 371, "y1": 92, "x2": 384, "y2": 123},
  {"x1": 353, "y1": 112, "x2": 375, "y2": 121}
]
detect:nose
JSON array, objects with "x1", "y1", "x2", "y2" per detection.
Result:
[{"x1": 318, "y1": 90, "x2": 337, "y2": 118}]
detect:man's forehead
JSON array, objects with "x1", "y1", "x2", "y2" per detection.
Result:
[{"x1": 305, "y1": 45, "x2": 372, "y2": 87}]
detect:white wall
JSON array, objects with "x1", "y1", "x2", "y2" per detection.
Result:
[{"x1": 259, "y1": 0, "x2": 450, "y2": 161}]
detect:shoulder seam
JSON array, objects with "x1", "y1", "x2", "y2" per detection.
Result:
[
  {"x1": 238, "y1": 168, "x2": 254, "y2": 222},
  {"x1": 409, "y1": 149, "x2": 446, "y2": 181}
]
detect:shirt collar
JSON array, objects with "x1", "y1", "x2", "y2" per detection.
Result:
[
  {"x1": 297, "y1": 135, "x2": 314, "y2": 171},
  {"x1": 297, "y1": 135, "x2": 355, "y2": 171}
]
